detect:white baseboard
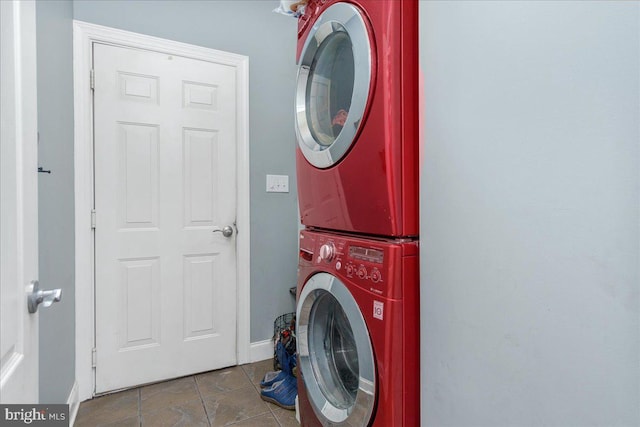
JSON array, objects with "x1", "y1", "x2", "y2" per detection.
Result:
[
  {"x1": 249, "y1": 339, "x2": 274, "y2": 363},
  {"x1": 67, "y1": 381, "x2": 80, "y2": 426}
]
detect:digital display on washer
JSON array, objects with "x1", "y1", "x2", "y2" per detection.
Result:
[{"x1": 349, "y1": 246, "x2": 383, "y2": 264}]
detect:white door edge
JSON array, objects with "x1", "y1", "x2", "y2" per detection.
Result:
[
  {"x1": 72, "y1": 20, "x2": 251, "y2": 401},
  {"x1": 0, "y1": 0, "x2": 39, "y2": 403}
]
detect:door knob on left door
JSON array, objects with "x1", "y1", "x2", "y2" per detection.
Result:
[
  {"x1": 212, "y1": 225, "x2": 234, "y2": 238},
  {"x1": 27, "y1": 280, "x2": 62, "y2": 313}
]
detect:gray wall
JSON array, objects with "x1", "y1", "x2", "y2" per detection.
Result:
[
  {"x1": 73, "y1": 0, "x2": 300, "y2": 342},
  {"x1": 420, "y1": 2, "x2": 639, "y2": 426},
  {"x1": 36, "y1": 0, "x2": 75, "y2": 403}
]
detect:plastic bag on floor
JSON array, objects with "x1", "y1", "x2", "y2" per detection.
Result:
[{"x1": 273, "y1": 0, "x2": 307, "y2": 18}]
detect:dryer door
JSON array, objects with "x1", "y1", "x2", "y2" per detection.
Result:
[
  {"x1": 297, "y1": 272, "x2": 375, "y2": 426},
  {"x1": 295, "y1": 2, "x2": 372, "y2": 169}
]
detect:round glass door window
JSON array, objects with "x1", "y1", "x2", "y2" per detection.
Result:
[
  {"x1": 309, "y1": 291, "x2": 359, "y2": 409},
  {"x1": 297, "y1": 273, "x2": 375, "y2": 425},
  {"x1": 306, "y1": 32, "x2": 354, "y2": 148},
  {"x1": 296, "y1": 3, "x2": 372, "y2": 168}
]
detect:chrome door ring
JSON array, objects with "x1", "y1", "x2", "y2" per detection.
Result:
[
  {"x1": 297, "y1": 272, "x2": 376, "y2": 426},
  {"x1": 295, "y1": 3, "x2": 372, "y2": 169}
]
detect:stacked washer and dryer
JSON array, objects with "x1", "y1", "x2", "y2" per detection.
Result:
[{"x1": 293, "y1": 0, "x2": 420, "y2": 426}]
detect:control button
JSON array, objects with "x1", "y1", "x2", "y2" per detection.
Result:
[
  {"x1": 371, "y1": 268, "x2": 382, "y2": 283},
  {"x1": 319, "y1": 243, "x2": 335, "y2": 262},
  {"x1": 346, "y1": 264, "x2": 355, "y2": 276},
  {"x1": 356, "y1": 266, "x2": 367, "y2": 279},
  {"x1": 335, "y1": 261, "x2": 342, "y2": 270}
]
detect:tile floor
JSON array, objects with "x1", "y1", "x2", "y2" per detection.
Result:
[{"x1": 74, "y1": 359, "x2": 298, "y2": 427}]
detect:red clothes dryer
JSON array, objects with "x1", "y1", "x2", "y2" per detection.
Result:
[
  {"x1": 295, "y1": 0, "x2": 419, "y2": 238},
  {"x1": 296, "y1": 229, "x2": 420, "y2": 426}
]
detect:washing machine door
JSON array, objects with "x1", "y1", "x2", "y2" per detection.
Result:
[
  {"x1": 295, "y1": 2, "x2": 372, "y2": 169},
  {"x1": 297, "y1": 272, "x2": 375, "y2": 426}
]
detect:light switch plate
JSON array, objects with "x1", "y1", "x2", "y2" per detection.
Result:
[{"x1": 266, "y1": 174, "x2": 289, "y2": 193}]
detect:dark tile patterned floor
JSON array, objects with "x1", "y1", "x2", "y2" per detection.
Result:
[{"x1": 74, "y1": 359, "x2": 299, "y2": 427}]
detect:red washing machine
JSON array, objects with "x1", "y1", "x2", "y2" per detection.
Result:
[
  {"x1": 295, "y1": 0, "x2": 419, "y2": 238},
  {"x1": 296, "y1": 229, "x2": 420, "y2": 426}
]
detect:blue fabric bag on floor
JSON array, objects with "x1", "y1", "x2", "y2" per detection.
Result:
[{"x1": 276, "y1": 341, "x2": 295, "y2": 375}]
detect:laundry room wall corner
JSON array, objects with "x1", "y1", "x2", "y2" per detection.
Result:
[
  {"x1": 35, "y1": 0, "x2": 76, "y2": 404},
  {"x1": 420, "y1": 2, "x2": 639, "y2": 426}
]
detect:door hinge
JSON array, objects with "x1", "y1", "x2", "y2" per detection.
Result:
[
  {"x1": 90, "y1": 69, "x2": 95, "y2": 90},
  {"x1": 91, "y1": 209, "x2": 96, "y2": 229},
  {"x1": 91, "y1": 348, "x2": 97, "y2": 368}
]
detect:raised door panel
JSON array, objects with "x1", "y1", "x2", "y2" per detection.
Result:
[{"x1": 94, "y1": 42, "x2": 238, "y2": 393}]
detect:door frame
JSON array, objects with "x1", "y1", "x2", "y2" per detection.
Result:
[{"x1": 73, "y1": 21, "x2": 251, "y2": 401}]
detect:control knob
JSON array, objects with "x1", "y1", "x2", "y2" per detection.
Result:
[
  {"x1": 346, "y1": 264, "x2": 355, "y2": 276},
  {"x1": 356, "y1": 266, "x2": 367, "y2": 279},
  {"x1": 319, "y1": 243, "x2": 336, "y2": 262},
  {"x1": 371, "y1": 268, "x2": 382, "y2": 283}
]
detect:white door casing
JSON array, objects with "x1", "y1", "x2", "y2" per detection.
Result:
[
  {"x1": 93, "y1": 42, "x2": 238, "y2": 393},
  {"x1": 73, "y1": 22, "x2": 250, "y2": 399},
  {"x1": 0, "y1": 0, "x2": 39, "y2": 403}
]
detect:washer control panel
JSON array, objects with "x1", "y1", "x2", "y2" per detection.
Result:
[
  {"x1": 312, "y1": 233, "x2": 388, "y2": 295},
  {"x1": 300, "y1": 229, "x2": 417, "y2": 300}
]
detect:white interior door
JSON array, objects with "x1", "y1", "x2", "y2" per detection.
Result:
[
  {"x1": 93, "y1": 42, "x2": 238, "y2": 393},
  {"x1": 0, "y1": 0, "x2": 39, "y2": 403}
]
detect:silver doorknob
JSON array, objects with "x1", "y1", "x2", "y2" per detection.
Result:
[
  {"x1": 213, "y1": 225, "x2": 234, "y2": 238},
  {"x1": 27, "y1": 280, "x2": 62, "y2": 314}
]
